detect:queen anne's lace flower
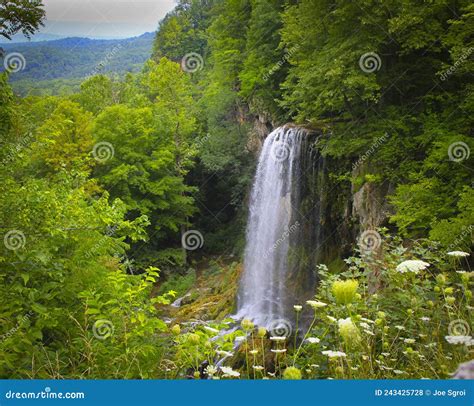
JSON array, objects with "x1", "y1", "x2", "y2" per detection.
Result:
[
  {"x1": 270, "y1": 349, "x2": 287, "y2": 353},
  {"x1": 322, "y1": 350, "x2": 347, "y2": 358},
  {"x1": 396, "y1": 260, "x2": 430, "y2": 273},
  {"x1": 306, "y1": 300, "x2": 327, "y2": 309},
  {"x1": 447, "y1": 251, "x2": 470, "y2": 257},
  {"x1": 306, "y1": 337, "x2": 320, "y2": 344},
  {"x1": 220, "y1": 366, "x2": 240, "y2": 378},
  {"x1": 445, "y1": 335, "x2": 473, "y2": 345}
]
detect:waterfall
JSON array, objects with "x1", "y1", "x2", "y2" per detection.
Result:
[{"x1": 236, "y1": 125, "x2": 314, "y2": 328}]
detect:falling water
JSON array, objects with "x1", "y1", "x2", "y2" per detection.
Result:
[{"x1": 236, "y1": 125, "x2": 310, "y2": 328}]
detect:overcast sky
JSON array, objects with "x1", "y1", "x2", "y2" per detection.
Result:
[{"x1": 41, "y1": 0, "x2": 176, "y2": 38}]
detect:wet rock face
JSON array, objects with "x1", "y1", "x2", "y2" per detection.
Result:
[{"x1": 352, "y1": 180, "x2": 391, "y2": 230}]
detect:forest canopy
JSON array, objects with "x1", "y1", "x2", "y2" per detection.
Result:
[{"x1": 0, "y1": 0, "x2": 472, "y2": 380}]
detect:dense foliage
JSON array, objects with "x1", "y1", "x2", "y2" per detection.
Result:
[{"x1": 0, "y1": 0, "x2": 472, "y2": 379}]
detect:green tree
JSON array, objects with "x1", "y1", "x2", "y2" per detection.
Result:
[{"x1": 0, "y1": 0, "x2": 45, "y2": 41}]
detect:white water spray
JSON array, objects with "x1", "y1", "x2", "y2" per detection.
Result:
[{"x1": 236, "y1": 126, "x2": 308, "y2": 327}]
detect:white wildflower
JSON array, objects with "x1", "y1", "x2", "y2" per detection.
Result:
[
  {"x1": 396, "y1": 260, "x2": 430, "y2": 273},
  {"x1": 216, "y1": 350, "x2": 234, "y2": 357},
  {"x1": 360, "y1": 317, "x2": 375, "y2": 324},
  {"x1": 359, "y1": 322, "x2": 372, "y2": 330},
  {"x1": 322, "y1": 350, "x2": 347, "y2": 358},
  {"x1": 306, "y1": 337, "x2": 320, "y2": 344},
  {"x1": 404, "y1": 338, "x2": 416, "y2": 344},
  {"x1": 393, "y1": 370, "x2": 405, "y2": 375},
  {"x1": 306, "y1": 300, "x2": 327, "y2": 309},
  {"x1": 445, "y1": 335, "x2": 472, "y2": 345},
  {"x1": 252, "y1": 365, "x2": 264, "y2": 371},
  {"x1": 447, "y1": 251, "x2": 470, "y2": 257},
  {"x1": 220, "y1": 366, "x2": 240, "y2": 378},
  {"x1": 420, "y1": 317, "x2": 430, "y2": 322},
  {"x1": 270, "y1": 349, "x2": 287, "y2": 353},
  {"x1": 293, "y1": 305, "x2": 303, "y2": 312},
  {"x1": 395, "y1": 325, "x2": 405, "y2": 330},
  {"x1": 205, "y1": 365, "x2": 218, "y2": 376}
]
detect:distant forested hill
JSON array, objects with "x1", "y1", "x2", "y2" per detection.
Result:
[{"x1": 1, "y1": 32, "x2": 154, "y2": 95}]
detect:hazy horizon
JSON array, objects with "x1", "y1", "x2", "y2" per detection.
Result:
[{"x1": 9, "y1": 0, "x2": 177, "y2": 41}]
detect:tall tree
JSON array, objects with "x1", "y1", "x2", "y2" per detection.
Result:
[{"x1": 0, "y1": 0, "x2": 45, "y2": 41}]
